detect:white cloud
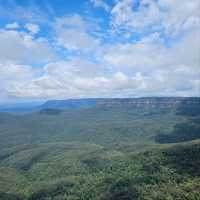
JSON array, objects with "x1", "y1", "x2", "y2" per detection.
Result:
[
  {"x1": 159, "y1": 0, "x2": 200, "y2": 36},
  {"x1": 0, "y1": 59, "x2": 135, "y2": 99},
  {"x1": 0, "y1": 63, "x2": 39, "y2": 100},
  {"x1": 1, "y1": 47, "x2": 199, "y2": 100},
  {"x1": 104, "y1": 27, "x2": 200, "y2": 70},
  {"x1": 90, "y1": 0, "x2": 110, "y2": 11},
  {"x1": 25, "y1": 23, "x2": 40, "y2": 34},
  {"x1": 56, "y1": 29, "x2": 99, "y2": 52},
  {"x1": 54, "y1": 15, "x2": 100, "y2": 53},
  {"x1": 0, "y1": 2, "x2": 199, "y2": 101},
  {"x1": 0, "y1": 28, "x2": 55, "y2": 65},
  {"x1": 110, "y1": 0, "x2": 161, "y2": 35},
  {"x1": 5, "y1": 22, "x2": 20, "y2": 29},
  {"x1": 110, "y1": 0, "x2": 200, "y2": 37},
  {"x1": 0, "y1": 27, "x2": 199, "y2": 100},
  {"x1": 102, "y1": 25, "x2": 200, "y2": 96},
  {"x1": 103, "y1": 32, "x2": 165, "y2": 70}
]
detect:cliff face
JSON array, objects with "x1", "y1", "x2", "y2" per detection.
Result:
[
  {"x1": 96, "y1": 97, "x2": 200, "y2": 108},
  {"x1": 41, "y1": 97, "x2": 200, "y2": 109}
]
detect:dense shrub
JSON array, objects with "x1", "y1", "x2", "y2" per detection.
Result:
[{"x1": 105, "y1": 179, "x2": 140, "y2": 200}]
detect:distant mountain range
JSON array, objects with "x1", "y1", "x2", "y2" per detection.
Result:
[
  {"x1": 39, "y1": 97, "x2": 200, "y2": 110},
  {"x1": 0, "y1": 97, "x2": 200, "y2": 113},
  {"x1": 0, "y1": 102, "x2": 43, "y2": 113}
]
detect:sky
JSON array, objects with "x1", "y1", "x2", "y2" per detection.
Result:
[{"x1": 0, "y1": 0, "x2": 199, "y2": 102}]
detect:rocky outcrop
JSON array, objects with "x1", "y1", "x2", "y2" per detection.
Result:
[{"x1": 96, "y1": 97, "x2": 200, "y2": 108}]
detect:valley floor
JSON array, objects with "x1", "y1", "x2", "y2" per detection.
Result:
[{"x1": 0, "y1": 105, "x2": 199, "y2": 199}]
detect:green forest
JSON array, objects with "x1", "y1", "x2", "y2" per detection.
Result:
[{"x1": 0, "y1": 104, "x2": 200, "y2": 200}]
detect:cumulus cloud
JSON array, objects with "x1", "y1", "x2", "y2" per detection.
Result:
[
  {"x1": 54, "y1": 15, "x2": 100, "y2": 53},
  {"x1": 0, "y1": 63, "x2": 39, "y2": 99},
  {"x1": 0, "y1": 2, "x2": 199, "y2": 101},
  {"x1": 25, "y1": 23, "x2": 40, "y2": 34},
  {"x1": 0, "y1": 28, "x2": 55, "y2": 65},
  {"x1": 1, "y1": 50, "x2": 199, "y2": 100},
  {"x1": 103, "y1": 27, "x2": 200, "y2": 96},
  {"x1": 103, "y1": 29, "x2": 200, "y2": 70},
  {"x1": 0, "y1": 57, "x2": 139, "y2": 99}
]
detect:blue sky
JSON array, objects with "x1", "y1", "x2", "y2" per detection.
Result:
[{"x1": 0, "y1": 0, "x2": 199, "y2": 102}]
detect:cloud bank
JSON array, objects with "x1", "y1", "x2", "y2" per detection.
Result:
[{"x1": 0, "y1": 0, "x2": 199, "y2": 101}]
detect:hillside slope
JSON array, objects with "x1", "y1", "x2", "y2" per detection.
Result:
[{"x1": 0, "y1": 140, "x2": 199, "y2": 200}]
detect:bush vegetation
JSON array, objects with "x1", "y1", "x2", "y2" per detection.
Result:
[{"x1": 0, "y1": 105, "x2": 199, "y2": 199}]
